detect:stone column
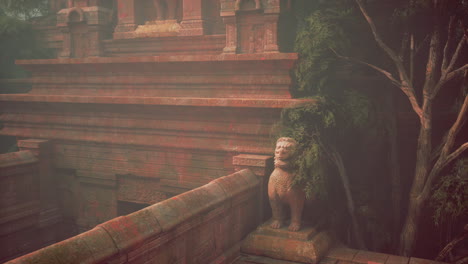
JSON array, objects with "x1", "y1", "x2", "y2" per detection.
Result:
[
  {"x1": 86, "y1": 6, "x2": 113, "y2": 57},
  {"x1": 114, "y1": 0, "x2": 138, "y2": 36},
  {"x1": 18, "y1": 139, "x2": 62, "y2": 228},
  {"x1": 179, "y1": 0, "x2": 206, "y2": 36},
  {"x1": 233, "y1": 154, "x2": 273, "y2": 223},
  {"x1": 263, "y1": 14, "x2": 279, "y2": 53},
  {"x1": 222, "y1": 16, "x2": 238, "y2": 53},
  {"x1": 220, "y1": 0, "x2": 237, "y2": 53}
]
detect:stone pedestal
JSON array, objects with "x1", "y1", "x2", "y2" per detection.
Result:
[{"x1": 241, "y1": 220, "x2": 333, "y2": 264}]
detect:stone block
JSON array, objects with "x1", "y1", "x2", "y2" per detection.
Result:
[
  {"x1": 326, "y1": 247, "x2": 359, "y2": 261},
  {"x1": 82, "y1": 227, "x2": 120, "y2": 263},
  {"x1": 241, "y1": 221, "x2": 333, "y2": 264},
  {"x1": 146, "y1": 196, "x2": 190, "y2": 232},
  {"x1": 255, "y1": 219, "x2": 318, "y2": 241},
  {"x1": 386, "y1": 255, "x2": 410, "y2": 264},
  {"x1": 99, "y1": 209, "x2": 162, "y2": 252},
  {"x1": 409, "y1": 258, "x2": 445, "y2": 264},
  {"x1": 5, "y1": 243, "x2": 62, "y2": 264},
  {"x1": 211, "y1": 169, "x2": 258, "y2": 199},
  {"x1": 353, "y1": 250, "x2": 389, "y2": 264}
]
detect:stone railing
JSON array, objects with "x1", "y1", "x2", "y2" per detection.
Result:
[
  {"x1": 0, "y1": 140, "x2": 65, "y2": 262},
  {"x1": 5, "y1": 169, "x2": 261, "y2": 264}
]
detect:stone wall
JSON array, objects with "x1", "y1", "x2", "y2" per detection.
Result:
[
  {"x1": 0, "y1": 140, "x2": 70, "y2": 263},
  {"x1": 0, "y1": 53, "x2": 309, "y2": 231},
  {"x1": 5, "y1": 169, "x2": 261, "y2": 264}
]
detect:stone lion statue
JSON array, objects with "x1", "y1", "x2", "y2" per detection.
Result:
[{"x1": 268, "y1": 137, "x2": 305, "y2": 231}]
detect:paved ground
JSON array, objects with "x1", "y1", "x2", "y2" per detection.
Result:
[{"x1": 233, "y1": 246, "x2": 444, "y2": 264}]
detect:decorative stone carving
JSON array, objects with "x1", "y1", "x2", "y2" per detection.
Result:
[
  {"x1": 57, "y1": 6, "x2": 113, "y2": 58},
  {"x1": 221, "y1": 0, "x2": 280, "y2": 53},
  {"x1": 268, "y1": 137, "x2": 305, "y2": 231}
]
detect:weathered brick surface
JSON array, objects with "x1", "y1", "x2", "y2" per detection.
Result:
[
  {"x1": 0, "y1": 151, "x2": 40, "y2": 261},
  {"x1": 0, "y1": 53, "x2": 309, "y2": 231},
  {"x1": 5, "y1": 169, "x2": 260, "y2": 264},
  {"x1": 0, "y1": 146, "x2": 72, "y2": 262}
]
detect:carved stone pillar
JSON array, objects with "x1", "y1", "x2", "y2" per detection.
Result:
[
  {"x1": 18, "y1": 139, "x2": 61, "y2": 228},
  {"x1": 263, "y1": 13, "x2": 279, "y2": 53},
  {"x1": 114, "y1": 0, "x2": 138, "y2": 36},
  {"x1": 220, "y1": 0, "x2": 282, "y2": 54},
  {"x1": 179, "y1": 0, "x2": 205, "y2": 36},
  {"x1": 222, "y1": 16, "x2": 238, "y2": 53},
  {"x1": 57, "y1": 6, "x2": 112, "y2": 58}
]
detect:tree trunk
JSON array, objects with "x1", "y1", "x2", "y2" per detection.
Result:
[
  {"x1": 399, "y1": 195, "x2": 423, "y2": 255},
  {"x1": 399, "y1": 100, "x2": 433, "y2": 255}
]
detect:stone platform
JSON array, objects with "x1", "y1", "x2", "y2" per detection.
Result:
[
  {"x1": 241, "y1": 221, "x2": 334, "y2": 264},
  {"x1": 234, "y1": 246, "x2": 447, "y2": 264}
]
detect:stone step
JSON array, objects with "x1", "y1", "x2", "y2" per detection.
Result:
[{"x1": 233, "y1": 254, "x2": 304, "y2": 264}]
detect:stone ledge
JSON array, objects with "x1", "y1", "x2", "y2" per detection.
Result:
[
  {"x1": 0, "y1": 151, "x2": 38, "y2": 168},
  {"x1": 233, "y1": 154, "x2": 273, "y2": 167},
  {"x1": 0, "y1": 94, "x2": 313, "y2": 109},
  {"x1": 16, "y1": 53, "x2": 298, "y2": 65}
]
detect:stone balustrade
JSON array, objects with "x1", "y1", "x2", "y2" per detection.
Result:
[{"x1": 5, "y1": 169, "x2": 261, "y2": 264}]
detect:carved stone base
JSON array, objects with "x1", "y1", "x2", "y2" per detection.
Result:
[
  {"x1": 241, "y1": 220, "x2": 333, "y2": 264},
  {"x1": 179, "y1": 19, "x2": 205, "y2": 36},
  {"x1": 114, "y1": 20, "x2": 181, "y2": 39},
  {"x1": 135, "y1": 20, "x2": 180, "y2": 34}
]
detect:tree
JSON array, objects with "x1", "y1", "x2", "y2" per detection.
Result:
[
  {"x1": 0, "y1": 0, "x2": 51, "y2": 78},
  {"x1": 277, "y1": 0, "x2": 385, "y2": 250},
  {"x1": 350, "y1": 0, "x2": 468, "y2": 256},
  {"x1": 284, "y1": 0, "x2": 467, "y2": 257},
  {"x1": 0, "y1": 0, "x2": 51, "y2": 153}
]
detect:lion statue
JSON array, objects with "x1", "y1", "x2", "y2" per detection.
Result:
[{"x1": 268, "y1": 137, "x2": 305, "y2": 231}]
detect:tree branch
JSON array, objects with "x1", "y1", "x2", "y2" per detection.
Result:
[
  {"x1": 355, "y1": 0, "x2": 401, "y2": 64},
  {"x1": 331, "y1": 48, "x2": 402, "y2": 86},
  {"x1": 444, "y1": 143, "x2": 468, "y2": 168},
  {"x1": 423, "y1": 26, "x2": 443, "y2": 98},
  {"x1": 435, "y1": 64, "x2": 468, "y2": 97},
  {"x1": 354, "y1": 0, "x2": 421, "y2": 120},
  {"x1": 441, "y1": 16, "x2": 456, "y2": 71},
  {"x1": 415, "y1": 35, "x2": 430, "y2": 55},
  {"x1": 422, "y1": 94, "x2": 468, "y2": 197},
  {"x1": 436, "y1": 227, "x2": 468, "y2": 261},
  {"x1": 446, "y1": 31, "x2": 467, "y2": 74}
]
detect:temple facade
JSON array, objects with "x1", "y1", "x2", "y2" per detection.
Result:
[
  {"x1": 0, "y1": 1, "x2": 449, "y2": 263},
  {"x1": 0, "y1": 0, "x2": 308, "y2": 261}
]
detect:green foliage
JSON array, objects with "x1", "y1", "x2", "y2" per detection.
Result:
[
  {"x1": 293, "y1": 1, "x2": 354, "y2": 96},
  {"x1": 275, "y1": 0, "x2": 376, "y2": 198},
  {"x1": 0, "y1": 0, "x2": 51, "y2": 78},
  {"x1": 431, "y1": 159, "x2": 468, "y2": 226},
  {"x1": 0, "y1": 0, "x2": 49, "y2": 19},
  {"x1": 274, "y1": 99, "x2": 334, "y2": 198}
]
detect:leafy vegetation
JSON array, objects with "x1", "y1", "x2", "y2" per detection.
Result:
[
  {"x1": 277, "y1": 0, "x2": 468, "y2": 257},
  {"x1": 432, "y1": 159, "x2": 468, "y2": 226},
  {"x1": 0, "y1": 0, "x2": 51, "y2": 78}
]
